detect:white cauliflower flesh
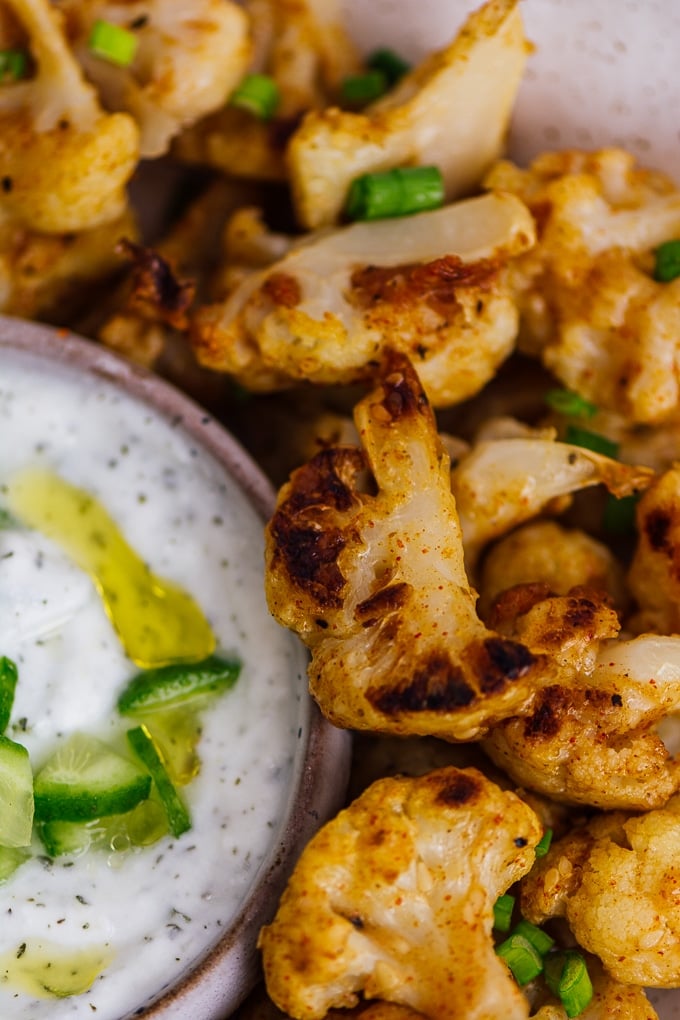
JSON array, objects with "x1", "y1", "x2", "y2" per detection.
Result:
[
  {"x1": 486, "y1": 147, "x2": 680, "y2": 424},
  {"x1": 258, "y1": 766, "x2": 542, "y2": 1019},
  {"x1": 287, "y1": 0, "x2": 529, "y2": 229},
  {"x1": 58, "y1": 0, "x2": 251, "y2": 158},
  {"x1": 191, "y1": 191, "x2": 536, "y2": 405},
  {"x1": 0, "y1": 0, "x2": 139, "y2": 232},
  {"x1": 520, "y1": 801, "x2": 680, "y2": 988}
]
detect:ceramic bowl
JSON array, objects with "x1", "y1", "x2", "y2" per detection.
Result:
[{"x1": 0, "y1": 315, "x2": 352, "y2": 1020}]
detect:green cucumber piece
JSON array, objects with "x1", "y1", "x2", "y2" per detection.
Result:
[
  {"x1": 127, "y1": 726, "x2": 191, "y2": 838},
  {"x1": 0, "y1": 657, "x2": 18, "y2": 733},
  {"x1": 40, "y1": 798, "x2": 168, "y2": 858},
  {"x1": 34, "y1": 733, "x2": 151, "y2": 823},
  {"x1": 117, "y1": 654, "x2": 241, "y2": 716},
  {"x1": 0, "y1": 845, "x2": 30, "y2": 882},
  {"x1": 0, "y1": 734, "x2": 34, "y2": 847}
]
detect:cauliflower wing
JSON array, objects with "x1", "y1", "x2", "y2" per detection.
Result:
[
  {"x1": 191, "y1": 191, "x2": 536, "y2": 405},
  {"x1": 287, "y1": 0, "x2": 529, "y2": 229},
  {"x1": 258, "y1": 766, "x2": 542, "y2": 1019},
  {"x1": 61, "y1": 0, "x2": 251, "y2": 158},
  {"x1": 486, "y1": 148, "x2": 680, "y2": 423},
  {"x1": 520, "y1": 800, "x2": 680, "y2": 987},
  {"x1": 627, "y1": 466, "x2": 680, "y2": 634},
  {"x1": 0, "y1": 0, "x2": 139, "y2": 233}
]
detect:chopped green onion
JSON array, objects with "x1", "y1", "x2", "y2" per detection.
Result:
[
  {"x1": 0, "y1": 657, "x2": 18, "y2": 734},
  {"x1": 603, "y1": 492, "x2": 639, "y2": 535},
  {"x1": 544, "y1": 950, "x2": 593, "y2": 1017},
  {"x1": 229, "y1": 73, "x2": 280, "y2": 120},
  {"x1": 654, "y1": 239, "x2": 680, "y2": 283},
  {"x1": 564, "y1": 425, "x2": 619, "y2": 459},
  {"x1": 493, "y1": 893, "x2": 515, "y2": 932},
  {"x1": 367, "y1": 47, "x2": 411, "y2": 85},
  {"x1": 0, "y1": 49, "x2": 27, "y2": 82},
  {"x1": 88, "y1": 19, "x2": 139, "y2": 67},
  {"x1": 496, "y1": 932, "x2": 544, "y2": 985},
  {"x1": 512, "y1": 919, "x2": 555, "y2": 956},
  {"x1": 345, "y1": 165, "x2": 444, "y2": 222},
  {"x1": 341, "y1": 70, "x2": 388, "y2": 106},
  {"x1": 534, "y1": 828, "x2": 553, "y2": 858},
  {"x1": 545, "y1": 388, "x2": 597, "y2": 419},
  {"x1": 126, "y1": 726, "x2": 191, "y2": 838}
]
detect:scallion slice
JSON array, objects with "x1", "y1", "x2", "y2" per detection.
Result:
[
  {"x1": 545, "y1": 388, "x2": 597, "y2": 419},
  {"x1": 544, "y1": 950, "x2": 593, "y2": 1017},
  {"x1": 496, "y1": 932, "x2": 544, "y2": 985},
  {"x1": 341, "y1": 70, "x2": 388, "y2": 105},
  {"x1": 654, "y1": 239, "x2": 680, "y2": 283},
  {"x1": 603, "y1": 492, "x2": 639, "y2": 535},
  {"x1": 88, "y1": 19, "x2": 139, "y2": 67},
  {"x1": 229, "y1": 73, "x2": 280, "y2": 120},
  {"x1": 0, "y1": 657, "x2": 18, "y2": 734},
  {"x1": 345, "y1": 165, "x2": 444, "y2": 221},
  {"x1": 564, "y1": 425, "x2": 619, "y2": 459},
  {"x1": 0, "y1": 49, "x2": 27, "y2": 82},
  {"x1": 367, "y1": 47, "x2": 411, "y2": 85},
  {"x1": 512, "y1": 919, "x2": 555, "y2": 956},
  {"x1": 534, "y1": 828, "x2": 553, "y2": 858},
  {"x1": 493, "y1": 893, "x2": 515, "y2": 932}
]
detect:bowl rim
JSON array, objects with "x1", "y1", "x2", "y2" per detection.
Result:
[{"x1": 0, "y1": 315, "x2": 352, "y2": 1020}]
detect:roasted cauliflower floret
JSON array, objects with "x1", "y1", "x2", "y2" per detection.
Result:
[
  {"x1": 627, "y1": 466, "x2": 680, "y2": 634},
  {"x1": 287, "y1": 0, "x2": 529, "y2": 229},
  {"x1": 0, "y1": 0, "x2": 139, "y2": 233},
  {"x1": 191, "y1": 191, "x2": 536, "y2": 405},
  {"x1": 60, "y1": 0, "x2": 251, "y2": 158},
  {"x1": 259, "y1": 766, "x2": 542, "y2": 1019},
  {"x1": 486, "y1": 147, "x2": 680, "y2": 424},
  {"x1": 175, "y1": 0, "x2": 360, "y2": 181},
  {"x1": 521, "y1": 799, "x2": 680, "y2": 987}
]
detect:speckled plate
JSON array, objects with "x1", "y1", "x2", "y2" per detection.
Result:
[
  {"x1": 341, "y1": 0, "x2": 678, "y2": 1015},
  {"x1": 0, "y1": 316, "x2": 352, "y2": 1020}
]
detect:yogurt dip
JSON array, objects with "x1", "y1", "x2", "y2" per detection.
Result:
[{"x1": 0, "y1": 343, "x2": 308, "y2": 1019}]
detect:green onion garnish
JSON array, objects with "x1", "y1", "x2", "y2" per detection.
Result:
[
  {"x1": 564, "y1": 425, "x2": 619, "y2": 459},
  {"x1": 0, "y1": 657, "x2": 18, "y2": 734},
  {"x1": 493, "y1": 893, "x2": 515, "y2": 932},
  {"x1": 345, "y1": 165, "x2": 444, "y2": 221},
  {"x1": 496, "y1": 932, "x2": 544, "y2": 985},
  {"x1": 367, "y1": 47, "x2": 411, "y2": 85},
  {"x1": 534, "y1": 828, "x2": 553, "y2": 858},
  {"x1": 0, "y1": 49, "x2": 27, "y2": 82},
  {"x1": 545, "y1": 388, "x2": 597, "y2": 419},
  {"x1": 341, "y1": 70, "x2": 388, "y2": 106},
  {"x1": 229, "y1": 73, "x2": 280, "y2": 120},
  {"x1": 88, "y1": 19, "x2": 139, "y2": 67},
  {"x1": 544, "y1": 950, "x2": 593, "y2": 1017},
  {"x1": 654, "y1": 239, "x2": 680, "y2": 283},
  {"x1": 603, "y1": 492, "x2": 639, "y2": 535},
  {"x1": 512, "y1": 919, "x2": 555, "y2": 956}
]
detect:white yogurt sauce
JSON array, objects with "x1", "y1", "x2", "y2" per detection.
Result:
[{"x1": 0, "y1": 348, "x2": 307, "y2": 1019}]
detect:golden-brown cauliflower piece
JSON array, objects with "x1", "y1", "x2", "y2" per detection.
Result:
[
  {"x1": 191, "y1": 191, "x2": 536, "y2": 405},
  {"x1": 486, "y1": 148, "x2": 680, "y2": 424},
  {"x1": 287, "y1": 0, "x2": 529, "y2": 229},
  {"x1": 627, "y1": 466, "x2": 680, "y2": 634},
  {"x1": 265, "y1": 352, "x2": 635, "y2": 741},
  {"x1": 258, "y1": 766, "x2": 542, "y2": 1019},
  {"x1": 0, "y1": 0, "x2": 139, "y2": 233},
  {"x1": 60, "y1": 0, "x2": 251, "y2": 158},
  {"x1": 520, "y1": 799, "x2": 680, "y2": 987},
  {"x1": 175, "y1": 0, "x2": 360, "y2": 181}
]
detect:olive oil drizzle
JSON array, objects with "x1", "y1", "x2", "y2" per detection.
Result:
[
  {"x1": 7, "y1": 467, "x2": 216, "y2": 668},
  {"x1": 0, "y1": 940, "x2": 113, "y2": 999}
]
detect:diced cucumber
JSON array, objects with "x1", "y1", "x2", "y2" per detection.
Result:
[
  {"x1": 0, "y1": 733, "x2": 34, "y2": 847},
  {"x1": 40, "y1": 798, "x2": 168, "y2": 858},
  {"x1": 0, "y1": 844, "x2": 30, "y2": 882},
  {"x1": 117, "y1": 654, "x2": 241, "y2": 716},
  {"x1": 127, "y1": 726, "x2": 191, "y2": 838},
  {"x1": 0, "y1": 656, "x2": 18, "y2": 733},
  {"x1": 33, "y1": 733, "x2": 151, "y2": 823}
]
